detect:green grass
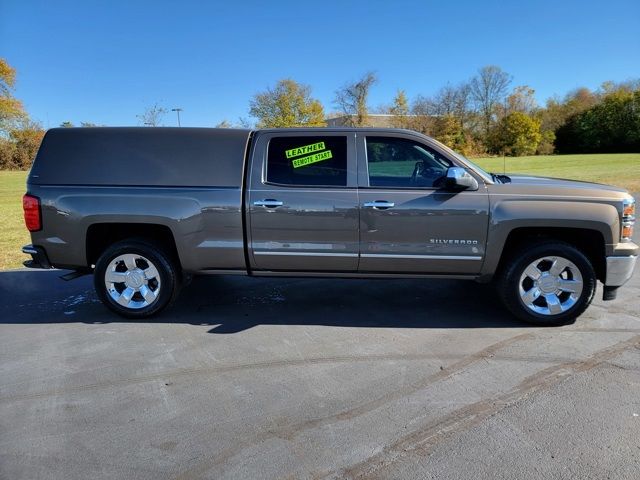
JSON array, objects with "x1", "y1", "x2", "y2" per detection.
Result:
[
  {"x1": 0, "y1": 171, "x2": 29, "y2": 270},
  {"x1": 471, "y1": 153, "x2": 640, "y2": 192},
  {"x1": 0, "y1": 153, "x2": 638, "y2": 270}
]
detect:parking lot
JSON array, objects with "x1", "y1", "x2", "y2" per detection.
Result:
[{"x1": 1, "y1": 259, "x2": 639, "y2": 479}]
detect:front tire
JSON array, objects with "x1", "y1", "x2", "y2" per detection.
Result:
[
  {"x1": 497, "y1": 241, "x2": 596, "y2": 326},
  {"x1": 94, "y1": 240, "x2": 179, "y2": 318}
]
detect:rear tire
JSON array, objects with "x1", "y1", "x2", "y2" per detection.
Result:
[
  {"x1": 94, "y1": 240, "x2": 179, "y2": 318},
  {"x1": 497, "y1": 241, "x2": 596, "y2": 326}
]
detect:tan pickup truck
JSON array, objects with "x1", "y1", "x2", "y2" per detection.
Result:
[{"x1": 22, "y1": 127, "x2": 637, "y2": 325}]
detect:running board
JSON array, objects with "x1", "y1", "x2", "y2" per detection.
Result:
[{"x1": 59, "y1": 270, "x2": 91, "y2": 281}]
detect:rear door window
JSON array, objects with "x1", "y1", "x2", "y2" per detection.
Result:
[{"x1": 266, "y1": 136, "x2": 348, "y2": 186}]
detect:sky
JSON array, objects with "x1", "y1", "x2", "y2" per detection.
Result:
[{"x1": 1, "y1": 0, "x2": 639, "y2": 128}]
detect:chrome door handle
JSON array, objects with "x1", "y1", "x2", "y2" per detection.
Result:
[
  {"x1": 254, "y1": 199, "x2": 284, "y2": 208},
  {"x1": 364, "y1": 201, "x2": 395, "y2": 209}
]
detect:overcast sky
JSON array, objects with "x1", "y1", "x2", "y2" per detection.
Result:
[{"x1": 1, "y1": 0, "x2": 639, "y2": 128}]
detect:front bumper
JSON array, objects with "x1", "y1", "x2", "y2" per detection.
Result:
[
  {"x1": 605, "y1": 255, "x2": 637, "y2": 287},
  {"x1": 22, "y1": 244, "x2": 52, "y2": 269}
]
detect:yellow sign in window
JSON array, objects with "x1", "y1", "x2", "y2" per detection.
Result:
[
  {"x1": 285, "y1": 142, "x2": 326, "y2": 159},
  {"x1": 292, "y1": 149, "x2": 333, "y2": 168}
]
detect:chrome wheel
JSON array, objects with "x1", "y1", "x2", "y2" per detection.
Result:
[
  {"x1": 104, "y1": 254, "x2": 161, "y2": 309},
  {"x1": 518, "y1": 256, "x2": 584, "y2": 316}
]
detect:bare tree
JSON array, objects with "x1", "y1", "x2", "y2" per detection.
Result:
[
  {"x1": 469, "y1": 66, "x2": 512, "y2": 136},
  {"x1": 237, "y1": 117, "x2": 254, "y2": 129},
  {"x1": 503, "y1": 85, "x2": 537, "y2": 116},
  {"x1": 137, "y1": 103, "x2": 167, "y2": 126},
  {"x1": 334, "y1": 72, "x2": 377, "y2": 126},
  {"x1": 413, "y1": 82, "x2": 472, "y2": 126}
]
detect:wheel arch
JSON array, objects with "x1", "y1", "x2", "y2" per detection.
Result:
[
  {"x1": 86, "y1": 223, "x2": 181, "y2": 269},
  {"x1": 491, "y1": 226, "x2": 606, "y2": 282},
  {"x1": 482, "y1": 200, "x2": 619, "y2": 282}
]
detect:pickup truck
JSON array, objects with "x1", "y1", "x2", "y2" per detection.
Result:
[{"x1": 22, "y1": 127, "x2": 637, "y2": 325}]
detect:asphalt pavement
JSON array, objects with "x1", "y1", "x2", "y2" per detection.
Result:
[{"x1": 1, "y1": 248, "x2": 639, "y2": 479}]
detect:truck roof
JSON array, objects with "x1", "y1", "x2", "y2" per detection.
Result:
[{"x1": 28, "y1": 126, "x2": 436, "y2": 188}]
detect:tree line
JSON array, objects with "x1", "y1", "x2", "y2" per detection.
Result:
[
  {"x1": 245, "y1": 67, "x2": 640, "y2": 157},
  {"x1": 1, "y1": 57, "x2": 639, "y2": 170}
]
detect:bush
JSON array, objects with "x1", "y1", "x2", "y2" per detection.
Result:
[
  {"x1": 488, "y1": 112, "x2": 542, "y2": 156},
  {"x1": 536, "y1": 130, "x2": 556, "y2": 155}
]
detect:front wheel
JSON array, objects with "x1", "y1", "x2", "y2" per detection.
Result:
[
  {"x1": 497, "y1": 241, "x2": 597, "y2": 326},
  {"x1": 94, "y1": 240, "x2": 179, "y2": 318}
]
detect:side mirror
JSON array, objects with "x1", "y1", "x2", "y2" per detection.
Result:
[{"x1": 443, "y1": 167, "x2": 478, "y2": 191}]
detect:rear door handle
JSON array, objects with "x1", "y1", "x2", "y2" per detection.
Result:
[
  {"x1": 364, "y1": 201, "x2": 395, "y2": 210},
  {"x1": 254, "y1": 199, "x2": 284, "y2": 208}
]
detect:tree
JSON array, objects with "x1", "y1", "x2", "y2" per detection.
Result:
[
  {"x1": 389, "y1": 90, "x2": 410, "y2": 128},
  {"x1": 541, "y1": 87, "x2": 598, "y2": 133},
  {"x1": 0, "y1": 58, "x2": 27, "y2": 135},
  {"x1": 504, "y1": 85, "x2": 537, "y2": 116},
  {"x1": 0, "y1": 119, "x2": 45, "y2": 169},
  {"x1": 0, "y1": 59, "x2": 43, "y2": 169},
  {"x1": 137, "y1": 103, "x2": 167, "y2": 126},
  {"x1": 432, "y1": 114, "x2": 467, "y2": 152},
  {"x1": 80, "y1": 122, "x2": 98, "y2": 127},
  {"x1": 334, "y1": 72, "x2": 377, "y2": 126},
  {"x1": 215, "y1": 119, "x2": 234, "y2": 128},
  {"x1": 416, "y1": 83, "x2": 471, "y2": 119},
  {"x1": 0, "y1": 59, "x2": 16, "y2": 97},
  {"x1": 470, "y1": 65, "x2": 512, "y2": 137},
  {"x1": 489, "y1": 112, "x2": 542, "y2": 156},
  {"x1": 555, "y1": 89, "x2": 640, "y2": 153},
  {"x1": 60, "y1": 121, "x2": 74, "y2": 128},
  {"x1": 249, "y1": 79, "x2": 325, "y2": 128}
]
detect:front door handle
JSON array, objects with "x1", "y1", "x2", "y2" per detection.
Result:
[
  {"x1": 364, "y1": 200, "x2": 395, "y2": 210},
  {"x1": 254, "y1": 199, "x2": 284, "y2": 208}
]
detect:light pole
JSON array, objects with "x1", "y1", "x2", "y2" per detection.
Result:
[{"x1": 171, "y1": 108, "x2": 183, "y2": 127}]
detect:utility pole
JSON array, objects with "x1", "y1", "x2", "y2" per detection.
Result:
[{"x1": 171, "y1": 108, "x2": 183, "y2": 127}]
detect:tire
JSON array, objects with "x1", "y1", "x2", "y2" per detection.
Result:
[
  {"x1": 496, "y1": 241, "x2": 596, "y2": 326},
  {"x1": 94, "y1": 239, "x2": 180, "y2": 318}
]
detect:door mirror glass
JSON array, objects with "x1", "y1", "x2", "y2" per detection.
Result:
[{"x1": 443, "y1": 167, "x2": 479, "y2": 190}]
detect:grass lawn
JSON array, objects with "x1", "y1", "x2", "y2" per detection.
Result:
[
  {"x1": 0, "y1": 153, "x2": 638, "y2": 270},
  {"x1": 471, "y1": 153, "x2": 640, "y2": 192},
  {"x1": 0, "y1": 171, "x2": 30, "y2": 270}
]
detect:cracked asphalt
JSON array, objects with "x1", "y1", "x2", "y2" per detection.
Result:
[{"x1": 1, "y1": 236, "x2": 639, "y2": 479}]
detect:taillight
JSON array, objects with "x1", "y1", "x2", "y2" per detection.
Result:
[
  {"x1": 622, "y1": 198, "x2": 635, "y2": 240},
  {"x1": 23, "y1": 194, "x2": 41, "y2": 232}
]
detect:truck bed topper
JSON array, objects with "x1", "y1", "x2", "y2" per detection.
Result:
[{"x1": 29, "y1": 127, "x2": 252, "y2": 188}]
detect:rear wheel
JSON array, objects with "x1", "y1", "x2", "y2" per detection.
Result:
[
  {"x1": 497, "y1": 241, "x2": 596, "y2": 326},
  {"x1": 94, "y1": 240, "x2": 179, "y2": 318}
]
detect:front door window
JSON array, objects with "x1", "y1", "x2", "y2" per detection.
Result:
[{"x1": 366, "y1": 136, "x2": 451, "y2": 189}]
